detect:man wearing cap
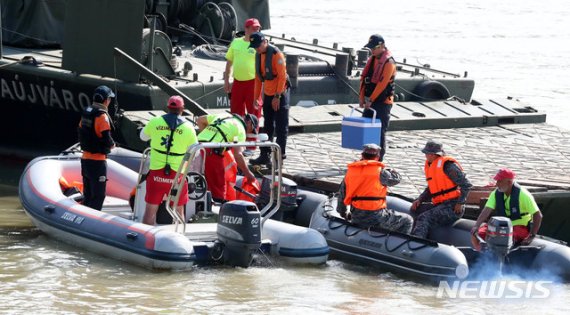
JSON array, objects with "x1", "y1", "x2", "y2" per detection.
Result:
[
  {"x1": 360, "y1": 34, "x2": 396, "y2": 161},
  {"x1": 224, "y1": 18, "x2": 262, "y2": 119},
  {"x1": 410, "y1": 140, "x2": 472, "y2": 238},
  {"x1": 337, "y1": 143, "x2": 413, "y2": 234},
  {"x1": 248, "y1": 31, "x2": 290, "y2": 165},
  {"x1": 78, "y1": 85, "x2": 116, "y2": 210},
  {"x1": 197, "y1": 113, "x2": 257, "y2": 202},
  {"x1": 470, "y1": 168, "x2": 543, "y2": 251},
  {"x1": 139, "y1": 95, "x2": 197, "y2": 225}
]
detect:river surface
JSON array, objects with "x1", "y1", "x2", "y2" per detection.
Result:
[{"x1": 2, "y1": 0, "x2": 570, "y2": 314}]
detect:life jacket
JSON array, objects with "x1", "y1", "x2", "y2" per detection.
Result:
[
  {"x1": 223, "y1": 150, "x2": 238, "y2": 201},
  {"x1": 344, "y1": 160, "x2": 387, "y2": 211},
  {"x1": 59, "y1": 176, "x2": 84, "y2": 195},
  {"x1": 495, "y1": 182, "x2": 522, "y2": 220},
  {"x1": 255, "y1": 44, "x2": 280, "y2": 82},
  {"x1": 78, "y1": 106, "x2": 113, "y2": 154},
  {"x1": 236, "y1": 177, "x2": 261, "y2": 202},
  {"x1": 199, "y1": 114, "x2": 246, "y2": 144},
  {"x1": 361, "y1": 50, "x2": 395, "y2": 100},
  {"x1": 424, "y1": 156, "x2": 462, "y2": 205}
]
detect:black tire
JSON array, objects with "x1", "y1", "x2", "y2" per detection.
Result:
[{"x1": 413, "y1": 81, "x2": 451, "y2": 102}]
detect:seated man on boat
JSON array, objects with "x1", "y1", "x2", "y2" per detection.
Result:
[
  {"x1": 196, "y1": 113, "x2": 257, "y2": 203},
  {"x1": 470, "y1": 168, "x2": 543, "y2": 251},
  {"x1": 337, "y1": 144, "x2": 413, "y2": 234},
  {"x1": 139, "y1": 95, "x2": 197, "y2": 225},
  {"x1": 410, "y1": 140, "x2": 472, "y2": 238}
]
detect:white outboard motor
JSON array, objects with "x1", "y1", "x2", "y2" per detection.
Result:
[
  {"x1": 485, "y1": 216, "x2": 514, "y2": 262},
  {"x1": 216, "y1": 200, "x2": 261, "y2": 267}
]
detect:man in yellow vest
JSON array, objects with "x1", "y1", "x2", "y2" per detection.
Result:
[
  {"x1": 337, "y1": 143, "x2": 413, "y2": 233},
  {"x1": 410, "y1": 140, "x2": 472, "y2": 238},
  {"x1": 197, "y1": 113, "x2": 257, "y2": 202},
  {"x1": 139, "y1": 95, "x2": 197, "y2": 225},
  {"x1": 471, "y1": 168, "x2": 542, "y2": 251}
]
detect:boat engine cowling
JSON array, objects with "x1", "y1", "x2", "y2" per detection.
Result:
[
  {"x1": 485, "y1": 216, "x2": 513, "y2": 258},
  {"x1": 217, "y1": 200, "x2": 261, "y2": 267},
  {"x1": 257, "y1": 175, "x2": 298, "y2": 222}
]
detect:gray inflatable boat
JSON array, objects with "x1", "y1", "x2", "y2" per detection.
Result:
[{"x1": 293, "y1": 190, "x2": 570, "y2": 282}]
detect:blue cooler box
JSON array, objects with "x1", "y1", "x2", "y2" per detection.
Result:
[{"x1": 341, "y1": 115, "x2": 382, "y2": 150}]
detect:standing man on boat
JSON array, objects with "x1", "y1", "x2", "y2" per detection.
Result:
[
  {"x1": 224, "y1": 18, "x2": 261, "y2": 119},
  {"x1": 470, "y1": 168, "x2": 542, "y2": 251},
  {"x1": 359, "y1": 34, "x2": 396, "y2": 161},
  {"x1": 197, "y1": 113, "x2": 258, "y2": 202},
  {"x1": 78, "y1": 85, "x2": 116, "y2": 211},
  {"x1": 410, "y1": 140, "x2": 472, "y2": 239},
  {"x1": 248, "y1": 32, "x2": 290, "y2": 166},
  {"x1": 337, "y1": 144, "x2": 413, "y2": 233},
  {"x1": 139, "y1": 96, "x2": 197, "y2": 225}
]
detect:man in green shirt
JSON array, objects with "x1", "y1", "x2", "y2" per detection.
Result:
[
  {"x1": 197, "y1": 113, "x2": 257, "y2": 202},
  {"x1": 224, "y1": 18, "x2": 261, "y2": 118},
  {"x1": 139, "y1": 95, "x2": 197, "y2": 225},
  {"x1": 471, "y1": 168, "x2": 543, "y2": 251}
]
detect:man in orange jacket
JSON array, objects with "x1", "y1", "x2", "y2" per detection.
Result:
[
  {"x1": 337, "y1": 144, "x2": 413, "y2": 233},
  {"x1": 410, "y1": 140, "x2": 472, "y2": 238},
  {"x1": 248, "y1": 32, "x2": 290, "y2": 166},
  {"x1": 360, "y1": 34, "x2": 396, "y2": 161}
]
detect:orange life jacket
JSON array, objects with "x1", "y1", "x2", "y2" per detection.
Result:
[
  {"x1": 59, "y1": 176, "x2": 84, "y2": 194},
  {"x1": 223, "y1": 150, "x2": 238, "y2": 201},
  {"x1": 236, "y1": 177, "x2": 261, "y2": 202},
  {"x1": 344, "y1": 160, "x2": 387, "y2": 211},
  {"x1": 424, "y1": 156, "x2": 462, "y2": 205}
]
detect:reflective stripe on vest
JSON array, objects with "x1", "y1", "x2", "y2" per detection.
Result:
[
  {"x1": 495, "y1": 182, "x2": 522, "y2": 220},
  {"x1": 344, "y1": 160, "x2": 387, "y2": 211},
  {"x1": 424, "y1": 156, "x2": 462, "y2": 205}
]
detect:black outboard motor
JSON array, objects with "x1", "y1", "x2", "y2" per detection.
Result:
[
  {"x1": 257, "y1": 175, "x2": 298, "y2": 222},
  {"x1": 485, "y1": 216, "x2": 514, "y2": 266},
  {"x1": 217, "y1": 200, "x2": 261, "y2": 267}
]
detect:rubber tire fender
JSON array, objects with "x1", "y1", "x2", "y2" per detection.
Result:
[{"x1": 413, "y1": 80, "x2": 451, "y2": 102}]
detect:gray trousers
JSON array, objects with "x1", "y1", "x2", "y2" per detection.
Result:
[
  {"x1": 411, "y1": 201, "x2": 463, "y2": 239},
  {"x1": 351, "y1": 208, "x2": 413, "y2": 234}
]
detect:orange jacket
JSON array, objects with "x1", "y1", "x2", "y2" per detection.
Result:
[
  {"x1": 424, "y1": 156, "x2": 462, "y2": 204},
  {"x1": 254, "y1": 46, "x2": 287, "y2": 98},
  {"x1": 344, "y1": 160, "x2": 387, "y2": 210}
]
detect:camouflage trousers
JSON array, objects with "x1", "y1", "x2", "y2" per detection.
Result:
[
  {"x1": 411, "y1": 201, "x2": 463, "y2": 239},
  {"x1": 351, "y1": 208, "x2": 413, "y2": 234}
]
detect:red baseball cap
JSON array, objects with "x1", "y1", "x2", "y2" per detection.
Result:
[
  {"x1": 494, "y1": 168, "x2": 516, "y2": 181},
  {"x1": 244, "y1": 18, "x2": 261, "y2": 28},
  {"x1": 167, "y1": 95, "x2": 184, "y2": 109}
]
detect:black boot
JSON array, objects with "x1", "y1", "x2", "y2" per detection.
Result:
[{"x1": 249, "y1": 154, "x2": 271, "y2": 166}]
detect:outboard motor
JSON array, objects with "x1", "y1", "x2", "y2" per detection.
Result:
[
  {"x1": 257, "y1": 175, "x2": 298, "y2": 222},
  {"x1": 216, "y1": 200, "x2": 261, "y2": 267},
  {"x1": 485, "y1": 216, "x2": 514, "y2": 265}
]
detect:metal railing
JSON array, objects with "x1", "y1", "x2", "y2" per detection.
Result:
[{"x1": 159, "y1": 140, "x2": 283, "y2": 234}]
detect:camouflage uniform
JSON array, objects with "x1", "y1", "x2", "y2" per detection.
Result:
[
  {"x1": 411, "y1": 161, "x2": 472, "y2": 238},
  {"x1": 337, "y1": 168, "x2": 413, "y2": 234}
]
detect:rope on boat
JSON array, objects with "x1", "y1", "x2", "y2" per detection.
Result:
[{"x1": 322, "y1": 198, "x2": 433, "y2": 253}]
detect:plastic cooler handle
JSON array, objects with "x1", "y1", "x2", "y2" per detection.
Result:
[{"x1": 350, "y1": 107, "x2": 376, "y2": 121}]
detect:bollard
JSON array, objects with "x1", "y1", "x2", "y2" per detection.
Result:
[
  {"x1": 357, "y1": 49, "x2": 369, "y2": 67},
  {"x1": 335, "y1": 53, "x2": 349, "y2": 78},
  {"x1": 286, "y1": 53, "x2": 299, "y2": 89}
]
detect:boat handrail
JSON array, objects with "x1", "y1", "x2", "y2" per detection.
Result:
[{"x1": 164, "y1": 140, "x2": 283, "y2": 234}]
